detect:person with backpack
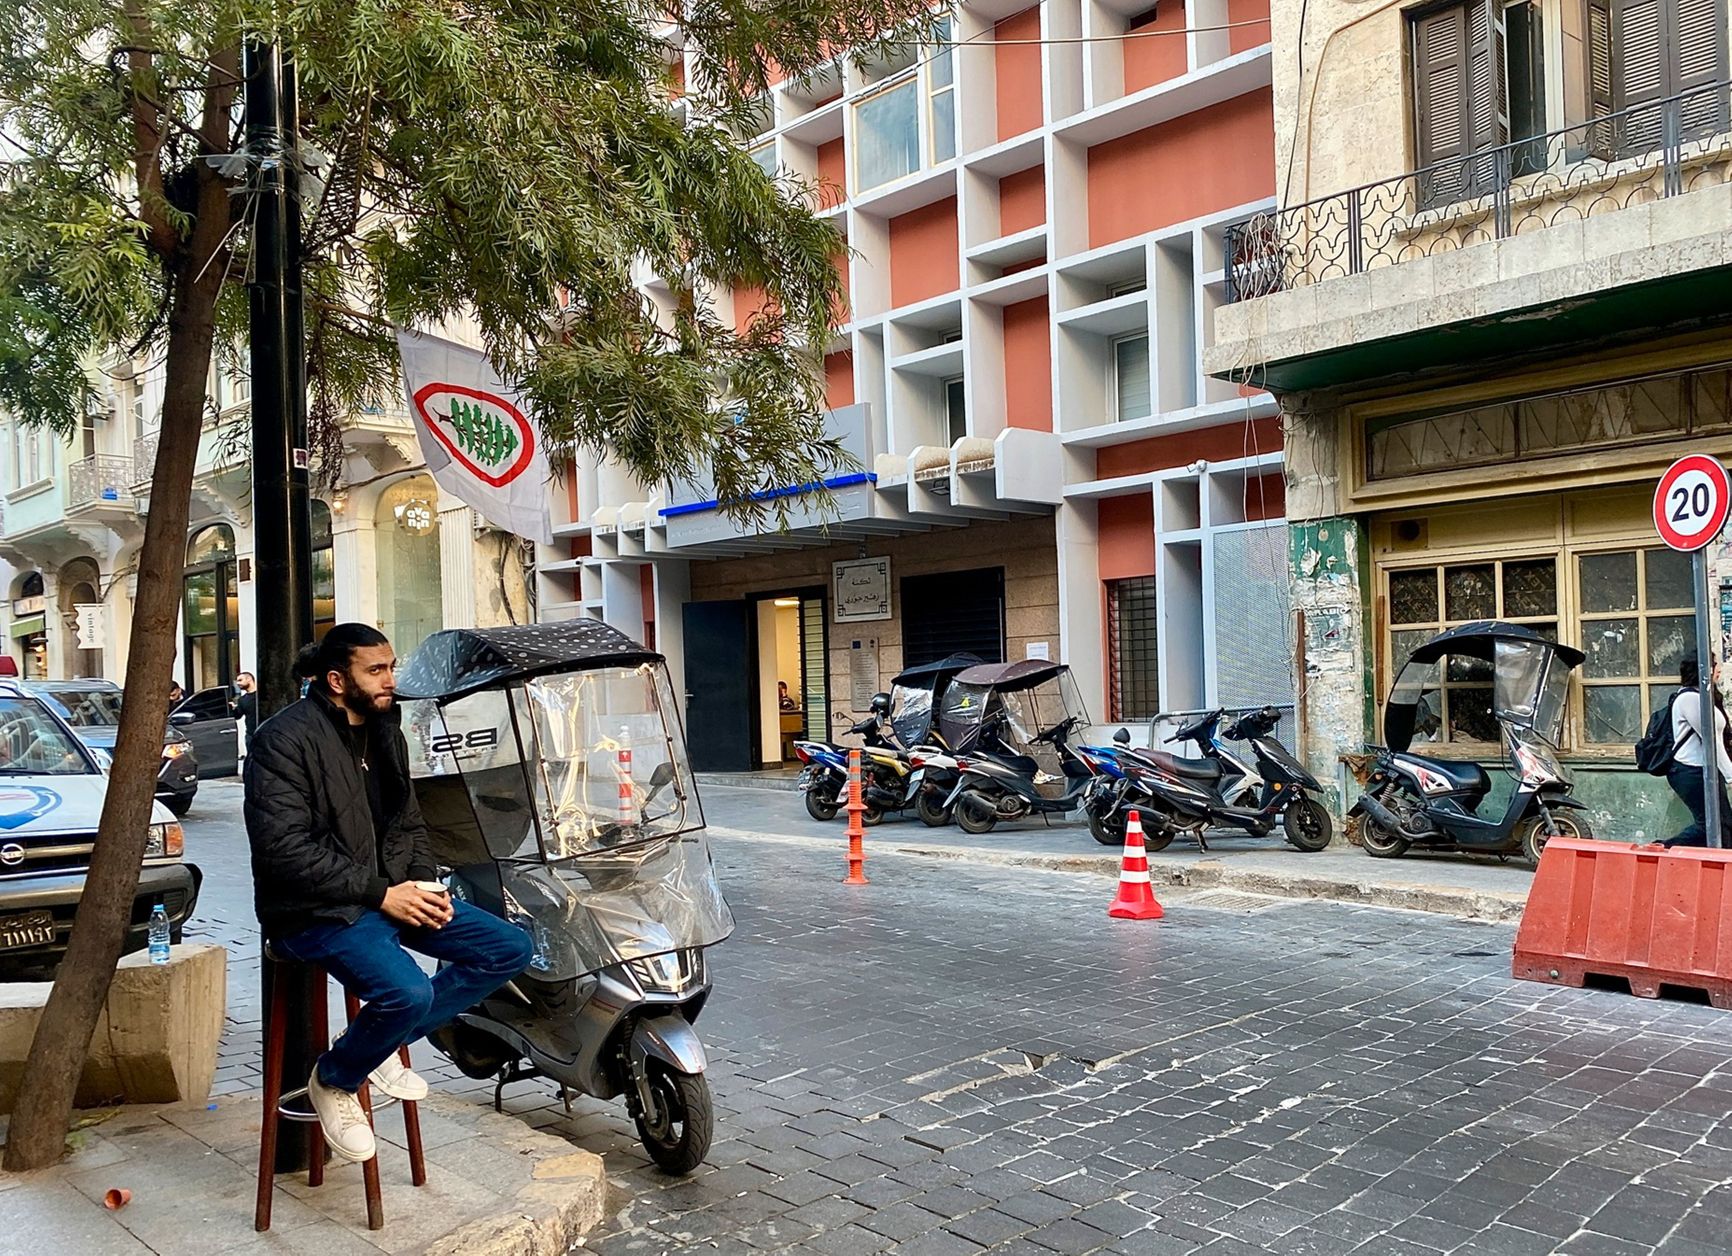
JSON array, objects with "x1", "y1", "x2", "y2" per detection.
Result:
[{"x1": 1663, "y1": 657, "x2": 1732, "y2": 848}]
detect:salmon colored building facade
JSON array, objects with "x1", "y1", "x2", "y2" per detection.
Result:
[{"x1": 543, "y1": 0, "x2": 1295, "y2": 771}]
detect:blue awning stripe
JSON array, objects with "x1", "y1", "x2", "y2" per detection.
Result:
[{"x1": 659, "y1": 472, "x2": 877, "y2": 518}]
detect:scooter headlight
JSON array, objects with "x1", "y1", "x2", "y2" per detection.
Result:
[{"x1": 627, "y1": 949, "x2": 703, "y2": 994}]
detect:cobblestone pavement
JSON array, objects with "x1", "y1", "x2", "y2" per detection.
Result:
[{"x1": 184, "y1": 782, "x2": 1732, "y2": 1256}]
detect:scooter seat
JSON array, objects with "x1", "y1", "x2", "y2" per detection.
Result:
[
  {"x1": 1138, "y1": 750, "x2": 1222, "y2": 782},
  {"x1": 1400, "y1": 754, "x2": 1491, "y2": 797}
]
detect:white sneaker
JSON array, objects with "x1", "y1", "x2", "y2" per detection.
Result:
[
  {"x1": 307, "y1": 1068, "x2": 377, "y2": 1163},
  {"x1": 369, "y1": 1055, "x2": 430, "y2": 1102}
]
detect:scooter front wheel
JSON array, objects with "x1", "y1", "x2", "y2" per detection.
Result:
[
  {"x1": 805, "y1": 789, "x2": 840, "y2": 822},
  {"x1": 1283, "y1": 798, "x2": 1333, "y2": 852},
  {"x1": 635, "y1": 1065, "x2": 714, "y2": 1175},
  {"x1": 916, "y1": 789, "x2": 951, "y2": 827},
  {"x1": 1519, "y1": 811, "x2": 1592, "y2": 865}
]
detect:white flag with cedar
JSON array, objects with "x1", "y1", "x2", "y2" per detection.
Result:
[{"x1": 396, "y1": 329, "x2": 554, "y2": 544}]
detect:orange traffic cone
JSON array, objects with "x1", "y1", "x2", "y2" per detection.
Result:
[{"x1": 1108, "y1": 810, "x2": 1163, "y2": 920}]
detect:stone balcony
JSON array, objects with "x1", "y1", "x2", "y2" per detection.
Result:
[{"x1": 1207, "y1": 82, "x2": 1732, "y2": 393}]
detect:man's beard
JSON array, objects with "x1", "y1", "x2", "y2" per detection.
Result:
[{"x1": 340, "y1": 686, "x2": 386, "y2": 719}]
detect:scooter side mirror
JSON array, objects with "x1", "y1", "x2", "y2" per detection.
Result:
[{"x1": 1113, "y1": 728, "x2": 1131, "y2": 745}]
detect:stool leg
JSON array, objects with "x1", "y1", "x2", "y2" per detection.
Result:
[
  {"x1": 307, "y1": 967, "x2": 330, "y2": 1188},
  {"x1": 254, "y1": 966, "x2": 290, "y2": 1232},
  {"x1": 346, "y1": 993, "x2": 386, "y2": 1231},
  {"x1": 399, "y1": 1044, "x2": 428, "y2": 1187}
]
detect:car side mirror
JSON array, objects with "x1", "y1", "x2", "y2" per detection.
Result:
[{"x1": 169, "y1": 711, "x2": 195, "y2": 726}]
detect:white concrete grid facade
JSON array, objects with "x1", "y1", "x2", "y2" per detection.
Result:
[{"x1": 547, "y1": 0, "x2": 1295, "y2": 745}]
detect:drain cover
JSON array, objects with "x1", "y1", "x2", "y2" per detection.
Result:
[{"x1": 1186, "y1": 889, "x2": 1294, "y2": 913}]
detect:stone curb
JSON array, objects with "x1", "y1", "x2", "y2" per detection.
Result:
[
  {"x1": 418, "y1": 1097, "x2": 606, "y2": 1256},
  {"x1": 707, "y1": 825, "x2": 1529, "y2": 924}
]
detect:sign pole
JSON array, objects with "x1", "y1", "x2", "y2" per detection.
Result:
[
  {"x1": 1696, "y1": 548, "x2": 1723, "y2": 850},
  {"x1": 1655, "y1": 454, "x2": 1731, "y2": 852}
]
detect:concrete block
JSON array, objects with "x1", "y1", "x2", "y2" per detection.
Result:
[
  {"x1": 1496, "y1": 220, "x2": 1585, "y2": 282},
  {"x1": 1427, "y1": 243, "x2": 1500, "y2": 295},
  {"x1": 1648, "y1": 184, "x2": 1732, "y2": 245},
  {"x1": 1580, "y1": 203, "x2": 1653, "y2": 261},
  {"x1": 1369, "y1": 257, "x2": 1434, "y2": 309},
  {"x1": 1313, "y1": 272, "x2": 1373, "y2": 322},
  {"x1": 1263, "y1": 284, "x2": 1320, "y2": 336},
  {"x1": 0, "y1": 944, "x2": 226, "y2": 1114}
]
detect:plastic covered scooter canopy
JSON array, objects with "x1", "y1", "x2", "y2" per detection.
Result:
[{"x1": 398, "y1": 621, "x2": 662, "y2": 703}]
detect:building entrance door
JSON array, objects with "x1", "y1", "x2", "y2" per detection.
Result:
[{"x1": 682, "y1": 600, "x2": 754, "y2": 772}]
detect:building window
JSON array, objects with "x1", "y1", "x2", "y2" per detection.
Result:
[
  {"x1": 184, "y1": 523, "x2": 240, "y2": 692},
  {"x1": 852, "y1": 20, "x2": 958, "y2": 194},
  {"x1": 377, "y1": 475, "x2": 444, "y2": 659},
  {"x1": 1577, "y1": 546, "x2": 1694, "y2": 743},
  {"x1": 1409, "y1": 0, "x2": 1548, "y2": 204},
  {"x1": 1107, "y1": 576, "x2": 1159, "y2": 721},
  {"x1": 1385, "y1": 558, "x2": 1559, "y2": 744},
  {"x1": 747, "y1": 139, "x2": 778, "y2": 178},
  {"x1": 1588, "y1": 0, "x2": 1729, "y2": 153},
  {"x1": 945, "y1": 376, "x2": 967, "y2": 443},
  {"x1": 311, "y1": 499, "x2": 336, "y2": 639},
  {"x1": 928, "y1": 18, "x2": 956, "y2": 165},
  {"x1": 1114, "y1": 335, "x2": 1152, "y2": 422}
]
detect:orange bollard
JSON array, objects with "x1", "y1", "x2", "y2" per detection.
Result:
[
  {"x1": 617, "y1": 744, "x2": 635, "y2": 824},
  {"x1": 844, "y1": 748, "x2": 868, "y2": 885}
]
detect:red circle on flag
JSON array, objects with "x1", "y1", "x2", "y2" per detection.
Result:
[{"x1": 1654, "y1": 454, "x2": 1732, "y2": 551}]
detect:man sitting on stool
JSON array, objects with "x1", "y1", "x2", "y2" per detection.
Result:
[{"x1": 244, "y1": 623, "x2": 533, "y2": 1162}]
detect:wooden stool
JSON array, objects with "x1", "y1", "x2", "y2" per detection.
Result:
[{"x1": 254, "y1": 950, "x2": 427, "y2": 1232}]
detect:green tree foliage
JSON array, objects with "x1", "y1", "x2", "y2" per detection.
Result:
[{"x1": 0, "y1": 0, "x2": 936, "y2": 1169}]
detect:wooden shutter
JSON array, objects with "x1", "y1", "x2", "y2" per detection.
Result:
[
  {"x1": 1412, "y1": 1, "x2": 1507, "y2": 204},
  {"x1": 1587, "y1": 0, "x2": 1617, "y2": 154},
  {"x1": 1414, "y1": 4, "x2": 1471, "y2": 202},
  {"x1": 1673, "y1": 0, "x2": 1731, "y2": 136}
]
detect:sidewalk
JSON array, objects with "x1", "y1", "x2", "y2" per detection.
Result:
[
  {"x1": 0, "y1": 1093, "x2": 605, "y2": 1256},
  {"x1": 703, "y1": 793, "x2": 1539, "y2": 922}
]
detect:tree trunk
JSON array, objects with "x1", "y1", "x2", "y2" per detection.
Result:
[{"x1": 1, "y1": 261, "x2": 221, "y2": 1170}]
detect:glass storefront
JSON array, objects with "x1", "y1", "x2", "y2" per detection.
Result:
[
  {"x1": 184, "y1": 524, "x2": 240, "y2": 691},
  {"x1": 376, "y1": 475, "x2": 443, "y2": 658}
]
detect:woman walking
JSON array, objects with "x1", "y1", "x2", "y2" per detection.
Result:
[{"x1": 1666, "y1": 656, "x2": 1732, "y2": 848}]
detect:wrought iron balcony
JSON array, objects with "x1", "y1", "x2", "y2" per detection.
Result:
[
  {"x1": 67, "y1": 455, "x2": 137, "y2": 511},
  {"x1": 1226, "y1": 81, "x2": 1732, "y2": 304},
  {"x1": 132, "y1": 432, "x2": 159, "y2": 484}
]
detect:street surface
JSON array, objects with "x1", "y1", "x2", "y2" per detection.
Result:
[{"x1": 179, "y1": 781, "x2": 1732, "y2": 1255}]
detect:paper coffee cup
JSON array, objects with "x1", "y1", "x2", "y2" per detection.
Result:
[{"x1": 415, "y1": 880, "x2": 450, "y2": 896}]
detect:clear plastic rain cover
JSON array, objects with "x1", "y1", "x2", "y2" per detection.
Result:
[{"x1": 405, "y1": 663, "x2": 733, "y2": 980}]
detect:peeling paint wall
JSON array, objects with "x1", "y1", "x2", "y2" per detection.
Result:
[{"x1": 1290, "y1": 517, "x2": 1367, "y2": 812}]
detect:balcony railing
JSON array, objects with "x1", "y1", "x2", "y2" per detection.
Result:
[
  {"x1": 1226, "y1": 81, "x2": 1732, "y2": 304},
  {"x1": 133, "y1": 432, "x2": 159, "y2": 483},
  {"x1": 68, "y1": 455, "x2": 137, "y2": 510}
]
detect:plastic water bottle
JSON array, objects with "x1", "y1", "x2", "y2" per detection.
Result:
[{"x1": 148, "y1": 903, "x2": 170, "y2": 964}]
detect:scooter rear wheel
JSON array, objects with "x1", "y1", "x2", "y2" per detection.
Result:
[
  {"x1": 956, "y1": 791, "x2": 998, "y2": 834},
  {"x1": 635, "y1": 1065, "x2": 714, "y2": 1175},
  {"x1": 1360, "y1": 819, "x2": 1410, "y2": 858},
  {"x1": 804, "y1": 790, "x2": 840, "y2": 822}
]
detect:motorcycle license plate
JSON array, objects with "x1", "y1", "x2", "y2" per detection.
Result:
[{"x1": 0, "y1": 909, "x2": 54, "y2": 951}]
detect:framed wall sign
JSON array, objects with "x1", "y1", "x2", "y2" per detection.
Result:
[{"x1": 833, "y1": 557, "x2": 891, "y2": 622}]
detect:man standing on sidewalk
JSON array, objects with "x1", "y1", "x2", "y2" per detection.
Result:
[{"x1": 244, "y1": 623, "x2": 533, "y2": 1163}]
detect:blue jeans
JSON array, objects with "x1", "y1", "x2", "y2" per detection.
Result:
[
  {"x1": 1665, "y1": 763, "x2": 1732, "y2": 848},
  {"x1": 276, "y1": 899, "x2": 534, "y2": 1093}
]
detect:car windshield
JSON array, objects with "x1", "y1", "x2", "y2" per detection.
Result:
[
  {"x1": 0, "y1": 698, "x2": 94, "y2": 774},
  {"x1": 42, "y1": 688, "x2": 122, "y2": 728}
]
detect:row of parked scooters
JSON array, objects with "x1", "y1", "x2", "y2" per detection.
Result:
[
  {"x1": 796, "y1": 622, "x2": 1598, "y2": 866},
  {"x1": 792, "y1": 654, "x2": 1334, "y2": 853}
]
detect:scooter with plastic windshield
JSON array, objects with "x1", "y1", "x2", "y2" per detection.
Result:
[
  {"x1": 397, "y1": 622, "x2": 734, "y2": 1175},
  {"x1": 792, "y1": 694, "x2": 917, "y2": 824},
  {"x1": 1349, "y1": 622, "x2": 1593, "y2": 864}
]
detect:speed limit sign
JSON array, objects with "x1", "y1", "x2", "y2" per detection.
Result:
[{"x1": 1654, "y1": 454, "x2": 1732, "y2": 551}]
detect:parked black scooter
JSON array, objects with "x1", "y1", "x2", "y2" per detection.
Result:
[
  {"x1": 1120, "y1": 707, "x2": 1332, "y2": 851},
  {"x1": 793, "y1": 695, "x2": 911, "y2": 824},
  {"x1": 946, "y1": 713, "x2": 1097, "y2": 834},
  {"x1": 1350, "y1": 622, "x2": 1593, "y2": 864}
]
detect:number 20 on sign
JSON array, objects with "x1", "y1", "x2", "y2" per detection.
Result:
[{"x1": 1654, "y1": 454, "x2": 1732, "y2": 552}]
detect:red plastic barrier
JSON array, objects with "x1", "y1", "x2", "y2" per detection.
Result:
[{"x1": 1513, "y1": 837, "x2": 1732, "y2": 1008}]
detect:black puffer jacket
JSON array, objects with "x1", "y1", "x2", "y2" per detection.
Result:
[{"x1": 244, "y1": 690, "x2": 437, "y2": 939}]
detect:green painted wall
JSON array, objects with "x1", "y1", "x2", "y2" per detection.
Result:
[{"x1": 1475, "y1": 764, "x2": 1689, "y2": 843}]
